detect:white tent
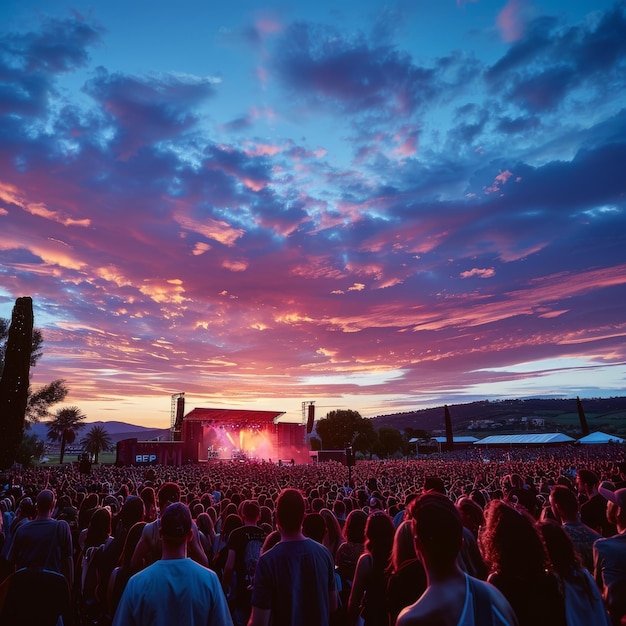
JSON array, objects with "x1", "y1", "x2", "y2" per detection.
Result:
[
  {"x1": 577, "y1": 431, "x2": 625, "y2": 444},
  {"x1": 474, "y1": 433, "x2": 575, "y2": 446},
  {"x1": 433, "y1": 436, "x2": 479, "y2": 444}
]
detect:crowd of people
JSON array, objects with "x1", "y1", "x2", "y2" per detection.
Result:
[{"x1": 0, "y1": 443, "x2": 625, "y2": 626}]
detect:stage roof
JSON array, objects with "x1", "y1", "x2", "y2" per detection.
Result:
[
  {"x1": 184, "y1": 408, "x2": 285, "y2": 425},
  {"x1": 474, "y1": 433, "x2": 575, "y2": 446}
]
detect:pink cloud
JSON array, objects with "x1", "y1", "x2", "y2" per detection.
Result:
[
  {"x1": 497, "y1": 0, "x2": 530, "y2": 42},
  {"x1": 174, "y1": 210, "x2": 244, "y2": 246},
  {"x1": 0, "y1": 181, "x2": 91, "y2": 227},
  {"x1": 393, "y1": 128, "x2": 419, "y2": 158},
  {"x1": 538, "y1": 309, "x2": 569, "y2": 319},
  {"x1": 256, "y1": 19, "x2": 282, "y2": 35},
  {"x1": 241, "y1": 177, "x2": 267, "y2": 192},
  {"x1": 460, "y1": 267, "x2": 496, "y2": 279},
  {"x1": 249, "y1": 106, "x2": 276, "y2": 121},
  {"x1": 484, "y1": 169, "x2": 514, "y2": 194},
  {"x1": 243, "y1": 142, "x2": 284, "y2": 157},
  {"x1": 222, "y1": 259, "x2": 249, "y2": 272}
]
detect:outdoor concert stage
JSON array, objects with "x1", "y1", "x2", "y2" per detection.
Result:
[{"x1": 116, "y1": 407, "x2": 308, "y2": 466}]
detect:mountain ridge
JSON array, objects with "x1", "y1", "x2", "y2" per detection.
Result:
[{"x1": 29, "y1": 420, "x2": 171, "y2": 444}]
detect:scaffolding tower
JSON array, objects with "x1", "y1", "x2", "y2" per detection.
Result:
[{"x1": 170, "y1": 392, "x2": 185, "y2": 441}]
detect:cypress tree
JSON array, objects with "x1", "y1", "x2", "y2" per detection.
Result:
[
  {"x1": 444, "y1": 404, "x2": 454, "y2": 452},
  {"x1": 0, "y1": 297, "x2": 34, "y2": 469}
]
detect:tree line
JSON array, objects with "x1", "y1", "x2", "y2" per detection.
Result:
[{"x1": 312, "y1": 409, "x2": 430, "y2": 459}]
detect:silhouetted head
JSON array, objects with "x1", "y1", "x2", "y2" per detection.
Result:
[
  {"x1": 157, "y1": 482, "x2": 181, "y2": 510},
  {"x1": 343, "y1": 509, "x2": 367, "y2": 544},
  {"x1": 303, "y1": 513, "x2": 326, "y2": 543},
  {"x1": 36, "y1": 490, "x2": 55, "y2": 515},
  {"x1": 409, "y1": 492, "x2": 462, "y2": 566},
  {"x1": 241, "y1": 499, "x2": 260, "y2": 523},
  {"x1": 160, "y1": 502, "x2": 192, "y2": 545},
  {"x1": 277, "y1": 488, "x2": 305, "y2": 533}
]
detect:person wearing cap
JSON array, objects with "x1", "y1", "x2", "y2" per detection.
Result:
[
  {"x1": 396, "y1": 492, "x2": 517, "y2": 626},
  {"x1": 131, "y1": 481, "x2": 208, "y2": 570},
  {"x1": 593, "y1": 482, "x2": 626, "y2": 626},
  {"x1": 113, "y1": 502, "x2": 233, "y2": 626}
]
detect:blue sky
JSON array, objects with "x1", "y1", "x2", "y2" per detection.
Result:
[{"x1": 1, "y1": 0, "x2": 625, "y2": 426}]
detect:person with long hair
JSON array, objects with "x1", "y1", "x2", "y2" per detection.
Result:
[
  {"x1": 386, "y1": 519, "x2": 427, "y2": 625},
  {"x1": 348, "y1": 511, "x2": 395, "y2": 626},
  {"x1": 82, "y1": 506, "x2": 113, "y2": 551},
  {"x1": 320, "y1": 508, "x2": 345, "y2": 562},
  {"x1": 139, "y1": 486, "x2": 157, "y2": 523},
  {"x1": 335, "y1": 509, "x2": 367, "y2": 585},
  {"x1": 212, "y1": 512, "x2": 242, "y2": 578},
  {"x1": 456, "y1": 496, "x2": 485, "y2": 540},
  {"x1": 78, "y1": 506, "x2": 114, "y2": 625},
  {"x1": 479, "y1": 499, "x2": 566, "y2": 626},
  {"x1": 196, "y1": 511, "x2": 216, "y2": 563},
  {"x1": 98, "y1": 495, "x2": 145, "y2": 603},
  {"x1": 106, "y1": 521, "x2": 147, "y2": 620},
  {"x1": 78, "y1": 492, "x2": 100, "y2": 535},
  {"x1": 537, "y1": 520, "x2": 610, "y2": 626}
]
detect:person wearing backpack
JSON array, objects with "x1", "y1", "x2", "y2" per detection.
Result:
[
  {"x1": 79, "y1": 506, "x2": 114, "y2": 625},
  {"x1": 222, "y1": 499, "x2": 267, "y2": 626},
  {"x1": 7, "y1": 489, "x2": 73, "y2": 587}
]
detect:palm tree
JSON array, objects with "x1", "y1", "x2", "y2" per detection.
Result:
[
  {"x1": 46, "y1": 406, "x2": 87, "y2": 464},
  {"x1": 80, "y1": 425, "x2": 113, "y2": 464}
]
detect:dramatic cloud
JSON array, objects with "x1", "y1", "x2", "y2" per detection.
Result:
[{"x1": 0, "y1": 2, "x2": 624, "y2": 425}]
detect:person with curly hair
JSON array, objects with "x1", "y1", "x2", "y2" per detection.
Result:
[
  {"x1": 397, "y1": 492, "x2": 516, "y2": 626},
  {"x1": 479, "y1": 499, "x2": 566, "y2": 626}
]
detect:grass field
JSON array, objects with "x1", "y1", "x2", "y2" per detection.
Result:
[
  {"x1": 37, "y1": 451, "x2": 117, "y2": 466},
  {"x1": 460, "y1": 409, "x2": 626, "y2": 438}
]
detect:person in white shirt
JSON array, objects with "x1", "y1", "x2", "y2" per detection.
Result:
[{"x1": 113, "y1": 502, "x2": 232, "y2": 626}]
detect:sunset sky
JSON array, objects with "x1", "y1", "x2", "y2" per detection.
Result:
[{"x1": 1, "y1": 0, "x2": 625, "y2": 428}]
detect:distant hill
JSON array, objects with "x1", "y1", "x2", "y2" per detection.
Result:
[
  {"x1": 26, "y1": 397, "x2": 626, "y2": 444},
  {"x1": 370, "y1": 397, "x2": 626, "y2": 437},
  {"x1": 29, "y1": 420, "x2": 171, "y2": 444}
]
